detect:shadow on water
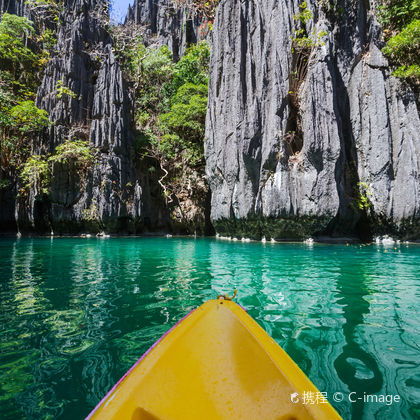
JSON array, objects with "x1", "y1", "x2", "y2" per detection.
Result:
[{"x1": 333, "y1": 259, "x2": 383, "y2": 419}]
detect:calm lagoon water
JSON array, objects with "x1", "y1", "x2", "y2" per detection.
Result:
[{"x1": 0, "y1": 237, "x2": 419, "y2": 420}]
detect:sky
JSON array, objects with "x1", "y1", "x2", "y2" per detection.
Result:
[{"x1": 110, "y1": 0, "x2": 134, "y2": 23}]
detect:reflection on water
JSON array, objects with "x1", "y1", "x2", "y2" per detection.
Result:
[
  {"x1": 334, "y1": 258, "x2": 383, "y2": 419},
  {"x1": 0, "y1": 238, "x2": 419, "y2": 419}
]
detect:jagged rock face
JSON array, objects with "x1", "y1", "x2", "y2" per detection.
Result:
[
  {"x1": 17, "y1": 0, "x2": 130, "y2": 232},
  {"x1": 0, "y1": 0, "x2": 27, "y2": 16},
  {"x1": 126, "y1": 0, "x2": 205, "y2": 59},
  {"x1": 14, "y1": 0, "x2": 167, "y2": 234},
  {"x1": 1, "y1": 0, "x2": 209, "y2": 235},
  {"x1": 205, "y1": 0, "x2": 420, "y2": 240}
]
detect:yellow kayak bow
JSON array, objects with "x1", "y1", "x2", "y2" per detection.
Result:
[{"x1": 87, "y1": 299, "x2": 342, "y2": 420}]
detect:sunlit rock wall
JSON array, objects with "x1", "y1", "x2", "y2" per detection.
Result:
[{"x1": 205, "y1": 0, "x2": 420, "y2": 240}]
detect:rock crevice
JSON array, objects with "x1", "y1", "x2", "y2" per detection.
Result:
[{"x1": 205, "y1": 0, "x2": 420, "y2": 240}]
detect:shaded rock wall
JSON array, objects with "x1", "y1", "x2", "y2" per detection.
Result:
[
  {"x1": 205, "y1": 0, "x2": 420, "y2": 240},
  {"x1": 3, "y1": 0, "x2": 168, "y2": 234},
  {"x1": 125, "y1": 0, "x2": 213, "y2": 236},
  {"x1": 0, "y1": 0, "x2": 27, "y2": 16},
  {"x1": 126, "y1": 0, "x2": 206, "y2": 59},
  {"x1": 1, "y1": 0, "x2": 208, "y2": 235}
]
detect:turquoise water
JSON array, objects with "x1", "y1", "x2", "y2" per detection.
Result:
[{"x1": 0, "y1": 238, "x2": 419, "y2": 420}]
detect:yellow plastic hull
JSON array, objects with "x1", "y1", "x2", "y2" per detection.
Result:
[{"x1": 87, "y1": 300, "x2": 342, "y2": 419}]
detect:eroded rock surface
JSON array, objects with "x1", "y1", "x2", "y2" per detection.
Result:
[
  {"x1": 205, "y1": 0, "x2": 420, "y2": 240},
  {"x1": 1, "y1": 0, "x2": 208, "y2": 235},
  {"x1": 126, "y1": 0, "x2": 206, "y2": 59},
  {"x1": 2, "y1": 0, "x2": 419, "y2": 240},
  {"x1": 6, "y1": 0, "x2": 168, "y2": 234}
]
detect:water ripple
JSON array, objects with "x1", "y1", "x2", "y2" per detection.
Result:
[{"x1": 0, "y1": 238, "x2": 419, "y2": 419}]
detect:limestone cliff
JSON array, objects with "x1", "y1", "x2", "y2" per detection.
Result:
[
  {"x1": 126, "y1": 0, "x2": 206, "y2": 60},
  {"x1": 0, "y1": 0, "x2": 208, "y2": 235},
  {"x1": 33, "y1": 0, "x2": 144, "y2": 234},
  {"x1": 205, "y1": 0, "x2": 420, "y2": 240},
  {"x1": 1, "y1": 0, "x2": 168, "y2": 234},
  {"x1": 1, "y1": 0, "x2": 419, "y2": 241},
  {"x1": 0, "y1": 0, "x2": 27, "y2": 16}
]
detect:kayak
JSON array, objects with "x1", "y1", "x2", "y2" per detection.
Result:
[{"x1": 87, "y1": 298, "x2": 342, "y2": 419}]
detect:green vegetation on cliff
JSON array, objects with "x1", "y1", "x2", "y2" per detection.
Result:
[
  {"x1": 18, "y1": 140, "x2": 96, "y2": 196},
  {"x1": 0, "y1": 9, "x2": 58, "y2": 190},
  {"x1": 379, "y1": 0, "x2": 420, "y2": 82},
  {"x1": 0, "y1": 5, "x2": 98, "y2": 201},
  {"x1": 130, "y1": 41, "x2": 209, "y2": 165},
  {"x1": 114, "y1": 31, "x2": 210, "y2": 216},
  {"x1": 109, "y1": 26, "x2": 211, "y2": 231}
]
